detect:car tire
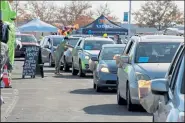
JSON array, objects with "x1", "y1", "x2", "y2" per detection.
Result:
[
  {"x1": 117, "y1": 88, "x2": 127, "y2": 105},
  {"x1": 126, "y1": 85, "x2": 135, "y2": 111},
  {"x1": 96, "y1": 84, "x2": 101, "y2": 92},
  {"x1": 49, "y1": 55, "x2": 55, "y2": 67},
  {"x1": 72, "y1": 61, "x2": 78, "y2": 75},
  {"x1": 79, "y1": 60, "x2": 85, "y2": 77},
  {"x1": 93, "y1": 71, "x2": 96, "y2": 89},
  {"x1": 63, "y1": 57, "x2": 70, "y2": 72}
]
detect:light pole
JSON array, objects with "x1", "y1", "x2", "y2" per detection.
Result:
[{"x1": 128, "y1": 0, "x2": 132, "y2": 38}]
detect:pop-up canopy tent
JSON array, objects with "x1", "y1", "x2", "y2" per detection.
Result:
[
  {"x1": 18, "y1": 18, "x2": 58, "y2": 32},
  {"x1": 82, "y1": 15, "x2": 128, "y2": 35}
]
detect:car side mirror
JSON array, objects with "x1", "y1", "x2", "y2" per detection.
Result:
[
  {"x1": 64, "y1": 37, "x2": 69, "y2": 40},
  {"x1": 44, "y1": 45, "x2": 50, "y2": 49},
  {"x1": 76, "y1": 46, "x2": 82, "y2": 50},
  {"x1": 91, "y1": 56, "x2": 98, "y2": 61},
  {"x1": 121, "y1": 55, "x2": 129, "y2": 64},
  {"x1": 151, "y1": 79, "x2": 169, "y2": 95}
]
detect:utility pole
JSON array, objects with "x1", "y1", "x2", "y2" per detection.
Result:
[
  {"x1": 15, "y1": 0, "x2": 18, "y2": 27},
  {"x1": 128, "y1": 0, "x2": 132, "y2": 38}
]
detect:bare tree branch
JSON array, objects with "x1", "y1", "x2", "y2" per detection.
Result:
[{"x1": 133, "y1": 1, "x2": 184, "y2": 30}]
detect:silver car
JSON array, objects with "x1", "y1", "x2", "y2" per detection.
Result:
[
  {"x1": 116, "y1": 35, "x2": 183, "y2": 111},
  {"x1": 151, "y1": 42, "x2": 184, "y2": 122}
]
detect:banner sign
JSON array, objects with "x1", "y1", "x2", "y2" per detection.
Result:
[{"x1": 123, "y1": 12, "x2": 128, "y2": 22}]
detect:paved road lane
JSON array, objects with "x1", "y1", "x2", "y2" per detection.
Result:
[{"x1": 3, "y1": 61, "x2": 152, "y2": 122}]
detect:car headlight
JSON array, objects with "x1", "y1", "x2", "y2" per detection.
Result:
[
  {"x1": 101, "y1": 67, "x2": 109, "y2": 73},
  {"x1": 135, "y1": 72, "x2": 150, "y2": 81},
  {"x1": 85, "y1": 55, "x2": 90, "y2": 59}
]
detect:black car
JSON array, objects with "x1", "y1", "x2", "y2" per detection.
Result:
[{"x1": 15, "y1": 34, "x2": 39, "y2": 58}]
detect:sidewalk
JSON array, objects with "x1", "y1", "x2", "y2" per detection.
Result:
[{"x1": 1, "y1": 88, "x2": 19, "y2": 122}]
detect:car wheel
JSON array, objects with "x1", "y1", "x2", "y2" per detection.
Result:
[
  {"x1": 63, "y1": 57, "x2": 70, "y2": 72},
  {"x1": 79, "y1": 60, "x2": 85, "y2": 77},
  {"x1": 117, "y1": 87, "x2": 127, "y2": 105},
  {"x1": 126, "y1": 85, "x2": 134, "y2": 111},
  {"x1": 96, "y1": 84, "x2": 101, "y2": 92},
  {"x1": 93, "y1": 71, "x2": 96, "y2": 89},
  {"x1": 49, "y1": 55, "x2": 55, "y2": 67},
  {"x1": 72, "y1": 61, "x2": 78, "y2": 75}
]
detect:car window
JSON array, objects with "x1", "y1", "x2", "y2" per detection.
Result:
[
  {"x1": 100, "y1": 47, "x2": 125, "y2": 60},
  {"x1": 17, "y1": 35, "x2": 37, "y2": 43},
  {"x1": 169, "y1": 47, "x2": 184, "y2": 93},
  {"x1": 77, "y1": 40, "x2": 82, "y2": 47},
  {"x1": 167, "y1": 44, "x2": 183, "y2": 80},
  {"x1": 52, "y1": 37, "x2": 64, "y2": 47},
  {"x1": 66, "y1": 38, "x2": 80, "y2": 47},
  {"x1": 181, "y1": 67, "x2": 184, "y2": 94},
  {"x1": 135, "y1": 42, "x2": 180, "y2": 63},
  {"x1": 124, "y1": 40, "x2": 133, "y2": 55},
  {"x1": 83, "y1": 40, "x2": 114, "y2": 50}
]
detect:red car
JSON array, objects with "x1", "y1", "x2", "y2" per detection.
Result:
[{"x1": 15, "y1": 34, "x2": 39, "y2": 58}]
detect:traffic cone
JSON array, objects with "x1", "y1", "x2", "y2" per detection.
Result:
[{"x1": 2, "y1": 65, "x2": 12, "y2": 88}]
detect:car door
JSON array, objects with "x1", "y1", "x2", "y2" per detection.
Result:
[
  {"x1": 94, "y1": 49, "x2": 102, "y2": 80},
  {"x1": 118, "y1": 40, "x2": 135, "y2": 98},
  {"x1": 41, "y1": 37, "x2": 47, "y2": 63},
  {"x1": 154, "y1": 45, "x2": 184, "y2": 122},
  {"x1": 73, "y1": 39, "x2": 82, "y2": 68},
  {"x1": 77, "y1": 40, "x2": 84, "y2": 69}
]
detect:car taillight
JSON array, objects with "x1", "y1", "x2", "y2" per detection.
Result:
[{"x1": 178, "y1": 112, "x2": 184, "y2": 122}]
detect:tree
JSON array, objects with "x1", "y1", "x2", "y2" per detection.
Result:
[
  {"x1": 56, "y1": 1, "x2": 92, "y2": 25},
  {"x1": 27, "y1": 1, "x2": 58, "y2": 24},
  {"x1": 95, "y1": 2, "x2": 111, "y2": 17},
  {"x1": 133, "y1": 1, "x2": 184, "y2": 30},
  {"x1": 95, "y1": 2, "x2": 118, "y2": 22}
]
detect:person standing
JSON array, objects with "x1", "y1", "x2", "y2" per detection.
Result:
[{"x1": 54, "y1": 38, "x2": 67, "y2": 74}]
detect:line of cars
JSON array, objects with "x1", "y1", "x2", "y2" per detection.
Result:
[
  {"x1": 59, "y1": 34, "x2": 183, "y2": 122},
  {"x1": 15, "y1": 33, "x2": 184, "y2": 122}
]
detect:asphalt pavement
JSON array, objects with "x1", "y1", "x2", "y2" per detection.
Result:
[{"x1": 1, "y1": 59, "x2": 152, "y2": 122}]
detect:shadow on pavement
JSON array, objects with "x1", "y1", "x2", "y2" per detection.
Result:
[
  {"x1": 83, "y1": 104, "x2": 151, "y2": 116},
  {"x1": 69, "y1": 88, "x2": 116, "y2": 95},
  {"x1": 53, "y1": 74, "x2": 93, "y2": 79}
]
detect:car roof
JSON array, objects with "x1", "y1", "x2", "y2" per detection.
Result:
[
  {"x1": 102, "y1": 44, "x2": 126, "y2": 48},
  {"x1": 131, "y1": 35, "x2": 184, "y2": 43},
  {"x1": 16, "y1": 33, "x2": 34, "y2": 36},
  {"x1": 45, "y1": 35, "x2": 65, "y2": 38},
  {"x1": 84, "y1": 37, "x2": 114, "y2": 41}
]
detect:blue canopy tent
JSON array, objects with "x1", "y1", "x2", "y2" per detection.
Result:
[
  {"x1": 82, "y1": 15, "x2": 128, "y2": 35},
  {"x1": 18, "y1": 18, "x2": 58, "y2": 32}
]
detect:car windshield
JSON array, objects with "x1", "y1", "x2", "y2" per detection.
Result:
[
  {"x1": 66, "y1": 38, "x2": 80, "y2": 47},
  {"x1": 53, "y1": 38, "x2": 64, "y2": 46},
  {"x1": 16, "y1": 35, "x2": 37, "y2": 43},
  {"x1": 135, "y1": 42, "x2": 180, "y2": 63},
  {"x1": 101, "y1": 47, "x2": 125, "y2": 60},
  {"x1": 83, "y1": 40, "x2": 114, "y2": 50}
]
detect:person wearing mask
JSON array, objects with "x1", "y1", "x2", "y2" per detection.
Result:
[{"x1": 116, "y1": 34, "x2": 122, "y2": 44}]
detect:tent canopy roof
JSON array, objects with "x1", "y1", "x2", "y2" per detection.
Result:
[
  {"x1": 18, "y1": 18, "x2": 58, "y2": 32},
  {"x1": 82, "y1": 15, "x2": 128, "y2": 35}
]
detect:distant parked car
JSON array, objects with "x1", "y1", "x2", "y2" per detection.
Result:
[
  {"x1": 116, "y1": 35, "x2": 183, "y2": 111},
  {"x1": 91, "y1": 44, "x2": 126, "y2": 92},
  {"x1": 61, "y1": 36, "x2": 81, "y2": 71},
  {"x1": 40, "y1": 35, "x2": 65, "y2": 67},
  {"x1": 15, "y1": 34, "x2": 39, "y2": 58},
  {"x1": 150, "y1": 42, "x2": 184, "y2": 122},
  {"x1": 71, "y1": 37, "x2": 115, "y2": 77}
]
